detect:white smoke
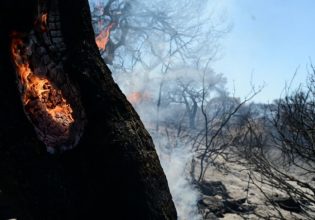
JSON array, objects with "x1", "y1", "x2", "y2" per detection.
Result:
[
  {"x1": 87, "y1": 0, "x2": 229, "y2": 218},
  {"x1": 155, "y1": 138, "x2": 202, "y2": 220},
  {"x1": 114, "y1": 71, "x2": 203, "y2": 220}
]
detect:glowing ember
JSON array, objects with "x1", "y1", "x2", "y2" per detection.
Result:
[
  {"x1": 95, "y1": 23, "x2": 114, "y2": 50},
  {"x1": 11, "y1": 34, "x2": 75, "y2": 150}
]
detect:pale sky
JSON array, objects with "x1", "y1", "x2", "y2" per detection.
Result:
[{"x1": 211, "y1": 0, "x2": 315, "y2": 103}]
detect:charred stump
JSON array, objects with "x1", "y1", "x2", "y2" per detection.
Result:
[{"x1": 0, "y1": 0, "x2": 177, "y2": 219}]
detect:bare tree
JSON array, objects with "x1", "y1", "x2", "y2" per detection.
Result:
[
  {"x1": 162, "y1": 66, "x2": 227, "y2": 130},
  {"x1": 194, "y1": 90, "x2": 262, "y2": 182},
  {"x1": 273, "y1": 80, "x2": 315, "y2": 169},
  {"x1": 229, "y1": 69, "x2": 315, "y2": 219},
  {"x1": 90, "y1": 0, "x2": 230, "y2": 73}
]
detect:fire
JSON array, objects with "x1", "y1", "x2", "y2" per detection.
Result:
[
  {"x1": 127, "y1": 91, "x2": 151, "y2": 105},
  {"x1": 34, "y1": 12, "x2": 48, "y2": 32},
  {"x1": 40, "y1": 13, "x2": 48, "y2": 32},
  {"x1": 11, "y1": 34, "x2": 75, "y2": 148},
  {"x1": 95, "y1": 23, "x2": 114, "y2": 50}
]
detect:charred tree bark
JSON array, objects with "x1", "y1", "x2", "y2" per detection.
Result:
[{"x1": 0, "y1": 0, "x2": 177, "y2": 219}]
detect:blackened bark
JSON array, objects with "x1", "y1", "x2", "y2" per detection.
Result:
[{"x1": 0, "y1": 0, "x2": 177, "y2": 219}]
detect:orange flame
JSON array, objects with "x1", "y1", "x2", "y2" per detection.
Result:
[
  {"x1": 40, "y1": 13, "x2": 48, "y2": 32},
  {"x1": 11, "y1": 34, "x2": 74, "y2": 135},
  {"x1": 95, "y1": 23, "x2": 114, "y2": 50},
  {"x1": 127, "y1": 92, "x2": 151, "y2": 105},
  {"x1": 34, "y1": 12, "x2": 48, "y2": 32}
]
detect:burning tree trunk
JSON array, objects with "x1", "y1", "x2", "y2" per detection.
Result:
[{"x1": 0, "y1": 0, "x2": 176, "y2": 219}]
